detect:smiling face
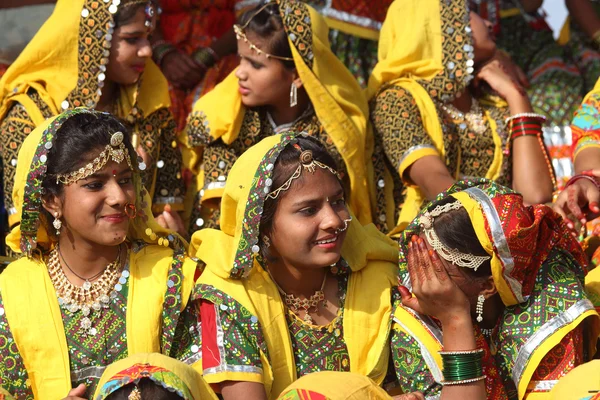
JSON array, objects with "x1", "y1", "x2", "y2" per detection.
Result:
[
  {"x1": 235, "y1": 32, "x2": 297, "y2": 109},
  {"x1": 266, "y1": 168, "x2": 350, "y2": 271},
  {"x1": 46, "y1": 155, "x2": 136, "y2": 248},
  {"x1": 106, "y1": 5, "x2": 155, "y2": 86}
]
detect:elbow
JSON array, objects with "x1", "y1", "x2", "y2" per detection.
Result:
[{"x1": 521, "y1": 187, "x2": 553, "y2": 205}]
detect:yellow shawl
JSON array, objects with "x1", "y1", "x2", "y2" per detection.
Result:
[
  {"x1": 0, "y1": 109, "x2": 196, "y2": 398},
  {"x1": 367, "y1": 0, "x2": 507, "y2": 230},
  {"x1": 185, "y1": 0, "x2": 373, "y2": 224},
  {"x1": 190, "y1": 134, "x2": 399, "y2": 399}
]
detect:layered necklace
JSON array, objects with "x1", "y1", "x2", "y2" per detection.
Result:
[
  {"x1": 48, "y1": 244, "x2": 124, "y2": 336},
  {"x1": 440, "y1": 97, "x2": 487, "y2": 134},
  {"x1": 268, "y1": 269, "x2": 328, "y2": 325}
]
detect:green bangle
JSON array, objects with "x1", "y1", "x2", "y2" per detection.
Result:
[{"x1": 440, "y1": 349, "x2": 485, "y2": 383}]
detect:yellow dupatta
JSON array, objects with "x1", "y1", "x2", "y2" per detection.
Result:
[
  {"x1": 185, "y1": 0, "x2": 373, "y2": 224},
  {"x1": 395, "y1": 179, "x2": 600, "y2": 400},
  {"x1": 0, "y1": 0, "x2": 176, "y2": 226},
  {"x1": 367, "y1": 0, "x2": 507, "y2": 231},
  {"x1": 0, "y1": 110, "x2": 196, "y2": 398},
  {"x1": 93, "y1": 353, "x2": 217, "y2": 399},
  {"x1": 190, "y1": 134, "x2": 399, "y2": 399}
]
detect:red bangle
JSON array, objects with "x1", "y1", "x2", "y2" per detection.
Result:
[
  {"x1": 565, "y1": 174, "x2": 600, "y2": 191},
  {"x1": 511, "y1": 131, "x2": 540, "y2": 140}
]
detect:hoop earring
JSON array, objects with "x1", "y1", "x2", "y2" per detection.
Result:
[
  {"x1": 52, "y1": 212, "x2": 62, "y2": 236},
  {"x1": 124, "y1": 203, "x2": 137, "y2": 219},
  {"x1": 476, "y1": 294, "x2": 485, "y2": 322},
  {"x1": 290, "y1": 82, "x2": 298, "y2": 107}
]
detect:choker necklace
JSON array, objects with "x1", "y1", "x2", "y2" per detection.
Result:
[
  {"x1": 441, "y1": 97, "x2": 487, "y2": 134},
  {"x1": 48, "y1": 245, "x2": 124, "y2": 336},
  {"x1": 268, "y1": 269, "x2": 327, "y2": 325}
]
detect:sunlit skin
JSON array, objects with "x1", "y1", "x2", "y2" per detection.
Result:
[{"x1": 470, "y1": 11, "x2": 496, "y2": 65}]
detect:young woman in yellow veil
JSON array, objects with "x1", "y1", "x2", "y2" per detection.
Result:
[
  {"x1": 189, "y1": 133, "x2": 487, "y2": 400},
  {"x1": 183, "y1": 0, "x2": 385, "y2": 234},
  {"x1": 0, "y1": 109, "x2": 200, "y2": 399},
  {"x1": 0, "y1": 0, "x2": 185, "y2": 236},
  {"x1": 367, "y1": 0, "x2": 555, "y2": 234}
]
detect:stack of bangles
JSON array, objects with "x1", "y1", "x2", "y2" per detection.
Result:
[
  {"x1": 506, "y1": 112, "x2": 557, "y2": 189},
  {"x1": 439, "y1": 349, "x2": 486, "y2": 385},
  {"x1": 152, "y1": 41, "x2": 220, "y2": 71},
  {"x1": 564, "y1": 170, "x2": 600, "y2": 191},
  {"x1": 152, "y1": 40, "x2": 176, "y2": 66}
]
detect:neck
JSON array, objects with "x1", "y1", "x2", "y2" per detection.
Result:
[
  {"x1": 96, "y1": 80, "x2": 119, "y2": 112},
  {"x1": 480, "y1": 293, "x2": 504, "y2": 329},
  {"x1": 267, "y1": 90, "x2": 310, "y2": 126},
  {"x1": 57, "y1": 235, "x2": 121, "y2": 282},
  {"x1": 451, "y1": 89, "x2": 473, "y2": 113},
  {"x1": 267, "y1": 259, "x2": 328, "y2": 298}
]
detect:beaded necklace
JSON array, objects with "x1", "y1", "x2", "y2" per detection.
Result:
[{"x1": 441, "y1": 97, "x2": 487, "y2": 134}]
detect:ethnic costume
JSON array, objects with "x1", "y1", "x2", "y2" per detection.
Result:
[
  {"x1": 184, "y1": 0, "x2": 377, "y2": 233},
  {"x1": 0, "y1": 109, "x2": 199, "y2": 399},
  {"x1": 190, "y1": 134, "x2": 400, "y2": 399},
  {"x1": 391, "y1": 179, "x2": 600, "y2": 399},
  {"x1": 154, "y1": 0, "x2": 240, "y2": 130},
  {"x1": 368, "y1": 0, "x2": 517, "y2": 232},
  {"x1": 0, "y1": 0, "x2": 185, "y2": 231},
  {"x1": 93, "y1": 353, "x2": 217, "y2": 399}
]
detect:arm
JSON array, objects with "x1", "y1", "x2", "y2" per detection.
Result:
[
  {"x1": 221, "y1": 382, "x2": 268, "y2": 400},
  {"x1": 565, "y1": 0, "x2": 600, "y2": 41}
]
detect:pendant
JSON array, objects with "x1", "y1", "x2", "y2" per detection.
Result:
[
  {"x1": 82, "y1": 280, "x2": 92, "y2": 291},
  {"x1": 81, "y1": 316, "x2": 92, "y2": 331}
]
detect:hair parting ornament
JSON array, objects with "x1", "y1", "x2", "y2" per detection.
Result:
[
  {"x1": 419, "y1": 201, "x2": 490, "y2": 271},
  {"x1": 128, "y1": 385, "x2": 142, "y2": 400},
  {"x1": 266, "y1": 143, "x2": 340, "y2": 200},
  {"x1": 233, "y1": 1, "x2": 294, "y2": 62},
  {"x1": 55, "y1": 131, "x2": 134, "y2": 185}
]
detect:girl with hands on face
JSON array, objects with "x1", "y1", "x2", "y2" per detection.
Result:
[{"x1": 390, "y1": 179, "x2": 599, "y2": 400}]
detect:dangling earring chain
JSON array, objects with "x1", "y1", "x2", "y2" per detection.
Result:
[
  {"x1": 476, "y1": 294, "x2": 485, "y2": 323},
  {"x1": 53, "y1": 212, "x2": 62, "y2": 236},
  {"x1": 335, "y1": 217, "x2": 353, "y2": 234},
  {"x1": 290, "y1": 82, "x2": 298, "y2": 107}
]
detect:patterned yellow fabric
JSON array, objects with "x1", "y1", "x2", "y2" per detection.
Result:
[
  {"x1": 185, "y1": 0, "x2": 374, "y2": 224},
  {"x1": 190, "y1": 134, "x2": 399, "y2": 399},
  {"x1": 367, "y1": 0, "x2": 508, "y2": 231}
]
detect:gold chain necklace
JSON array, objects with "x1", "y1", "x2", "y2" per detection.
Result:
[
  {"x1": 441, "y1": 97, "x2": 487, "y2": 134},
  {"x1": 48, "y1": 246, "x2": 124, "y2": 336},
  {"x1": 268, "y1": 269, "x2": 327, "y2": 325}
]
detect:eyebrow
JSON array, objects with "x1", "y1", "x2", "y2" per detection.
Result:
[
  {"x1": 238, "y1": 53, "x2": 264, "y2": 65},
  {"x1": 119, "y1": 30, "x2": 147, "y2": 36},
  {"x1": 291, "y1": 188, "x2": 344, "y2": 207}
]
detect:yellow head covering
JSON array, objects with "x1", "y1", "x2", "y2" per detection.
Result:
[
  {"x1": 0, "y1": 0, "x2": 169, "y2": 125},
  {"x1": 191, "y1": 134, "x2": 399, "y2": 397},
  {"x1": 186, "y1": 0, "x2": 373, "y2": 224},
  {"x1": 367, "y1": 0, "x2": 507, "y2": 229},
  {"x1": 277, "y1": 371, "x2": 392, "y2": 400},
  {"x1": 550, "y1": 360, "x2": 600, "y2": 400},
  {"x1": 93, "y1": 353, "x2": 218, "y2": 400}
]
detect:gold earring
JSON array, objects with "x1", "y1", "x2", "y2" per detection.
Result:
[{"x1": 52, "y1": 212, "x2": 62, "y2": 236}]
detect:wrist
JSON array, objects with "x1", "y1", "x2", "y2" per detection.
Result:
[
  {"x1": 505, "y1": 92, "x2": 532, "y2": 114},
  {"x1": 439, "y1": 311, "x2": 473, "y2": 328}
]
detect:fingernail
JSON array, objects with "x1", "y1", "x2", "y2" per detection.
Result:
[
  {"x1": 417, "y1": 237, "x2": 423, "y2": 244},
  {"x1": 431, "y1": 251, "x2": 439, "y2": 260},
  {"x1": 408, "y1": 242, "x2": 412, "y2": 249},
  {"x1": 428, "y1": 249, "x2": 434, "y2": 256},
  {"x1": 411, "y1": 235, "x2": 418, "y2": 242}
]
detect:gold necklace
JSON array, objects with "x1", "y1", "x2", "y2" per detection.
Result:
[
  {"x1": 441, "y1": 97, "x2": 487, "y2": 134},
  {"x1": 268, "y1": 269, "x2": 327, "y2": 325},
  {"x1": 48, "y1": 246, "x2": 124, "y2": 336}
]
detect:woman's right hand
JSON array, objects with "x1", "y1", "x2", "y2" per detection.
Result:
[
  {"x1": 400, "y1": 236, "x2": 471, "y2": 325},
  {"x1": 62, "y1": 384, "x2": 86, "y2": 400},
  {"x1": 160, "y1": 50, "x2": 205, "y2": 89},
  {"x1": 553, "y1": 170, "x2": 600, "y2": 230}
]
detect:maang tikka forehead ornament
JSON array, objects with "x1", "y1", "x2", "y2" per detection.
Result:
[
  {"x1": 266, "y1": 143, "x2": 340, "y2": 200},
  {"x1": 55, "y1": 131, "x2": 134, "y2": 185},
  {"x1": 419, "y1": 201, "x2": 490, "y2": 271}
]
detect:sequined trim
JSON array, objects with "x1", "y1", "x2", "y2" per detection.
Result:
[
  {"x1": 398, "y1": 144, "x2": 437, "y2": 171},
  {"x1": 465, "y1": 187, "x2": 522, "y2": 301},
  {"x1": 153, "y1": 196, "x2": 184, "y2": 204},
  {"x1": 204, "y1": 182, "x2": 227, "y2": 191},
  {"x1": 526, "y1": 380, "x2": 559, "y2": 392},
  {"x1": 511, "y1": 298, "x2": 595, "y2": 387},
  {"x1": 70, "y1": 365, "x2": 106, "y2": 382},
  {"x1": 7, "y1": 207, "x2": 17, "y2": 216},
  {"x1": 319, "y1": 7, "x2": 382, "y2": 31}
]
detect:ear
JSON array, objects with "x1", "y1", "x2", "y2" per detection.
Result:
[
  {"x1": 292, "y1": 73, "x2": 303, "y2": 89},
  {"x1": 479, "y1": 275, "x2": 497, "y2": 299},
  {"x1": 42, "y1": 193, "x2": 64, "y2": 219}
]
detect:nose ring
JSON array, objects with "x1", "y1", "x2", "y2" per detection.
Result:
[{"x1": 335, "y1": 216, "x2": 353, "y2": 235}]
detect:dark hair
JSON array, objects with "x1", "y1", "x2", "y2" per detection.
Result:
[
  {"x1": 41, "y1": 112, "x2": 138, "y2": 237},
  {"x1": 105, "y1": 378, "x2": 184, "y2": 399},
  {"x1": 259, "y1": 137, "x2": 342, "y2": 257},
  {"x1": 239, "y1": 3, "x2": 295, "y2": 69},
  {"x1": 429, "y1": 196, "x2": 492, "y2": 278},
  {"x1": 114, "y1": 0, "x2": 156, "y2": 28}
]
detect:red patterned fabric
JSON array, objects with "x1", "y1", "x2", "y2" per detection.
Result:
[{"x1": 530, "y1": 327, "x2": 584, "y2": 384}]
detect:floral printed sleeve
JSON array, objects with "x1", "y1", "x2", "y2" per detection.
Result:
[{"x1": 571, "y1": 91, "x2": 600, "y2": 162}]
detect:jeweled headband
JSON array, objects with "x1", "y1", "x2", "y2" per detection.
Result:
[
  {"x1": 419, "y1": 201, "x2": 490, "y2": 271},
  {"x1": 233, "y1": 1, "x2": 294, "y2": 62},
  {"x1": 266, "y1": 143, "x2": 340, "y2": 200},
  {"x1": 55, "y1": 131, "x2": 134, "y2": 185}
]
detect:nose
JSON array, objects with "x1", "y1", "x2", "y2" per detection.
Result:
[
  {"x1": 484, "y1": 18, "x2": 493, "y2": 32},
  {"x1": 138, "y1": 40, "x2": 152, "y2": 59},
  {"x1": 235, "y1": 65, "x2": 246, "y2": 81},
  {"x1": 320, "y1": 203, "x2": 345, "y2": 233},
  {"x1": 106, "y1": 180, "x2": 129, "y2": 207}
]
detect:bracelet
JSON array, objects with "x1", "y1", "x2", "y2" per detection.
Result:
[
  {"x1": 564, "y1": 174, "x2": 600, "y2": 191},
  {"x1": 151, "y1": 39, "x2": 171, "y2": 52},
  {"x1": 193, "y1": 47, "x2": 219, "y2": 70},
  {"x1": 441, "y1": 376, "x2": 486, "y2": 386},
  {"x1": 506, "y1": 113, "x2": 547, "y2": 123},
  {"x1": 439, "y1": 349, "x2": 485, "y2": 384},
  {"x1": 153, "y1": 43, "x2": 176, "y2": 66},
  {"x1": 439, "y1": 349, "x2": 484, "y2": 355}
]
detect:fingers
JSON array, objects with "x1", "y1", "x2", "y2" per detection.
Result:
[
  {"x1": 429, "y1": 248, "x2": 449, "y2": 282},
  {"x1": 136, "y1": 145, "x2": 151, "y2": 167},
  {"x1": 398, "y1": 285, "x2": 423, "y2": 314},
  {"x1": 585, "y1": 184, "x2": 600, "y2": 215},
  {"x1": 407, "y1": 236, "x2": 421, "y2": 288},
  {"x1": 155, "y1": 214, "x2": 168, "y2": 230},
  {"x1": 416, "y1": 237, "x2": 433, "y2": 280},
  {"x1": 515, "y1": 64, "x2": 529, "y2": 87},
  {"x1": 67, "y1": 384, "x2": 87, "y2": 397},
  {"x1": 566, "y1": 185, "x2": 585, "y2": 223}
]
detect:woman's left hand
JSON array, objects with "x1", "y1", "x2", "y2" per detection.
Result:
[
  {"x1": 156, "y1": 204, "x2": 187, "y2": 237},
  {"x1": 400, "y1": 236, "x2": 471, "y2": 325}
]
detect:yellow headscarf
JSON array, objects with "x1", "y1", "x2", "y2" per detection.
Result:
[
  {"x1": 277, "y1": 371, "x2": 392, "y2": 400},
  {"x1": 367, "y1": 0, "x2": 507, "y2": 229},
  {"x1": 93, "y1": 353, "x2": 218, "y2": 400},
  {"x1": 0, "y1": 0, "x2": 169, "y2": 125},
  {"x1": 185, "y1": 0, "x2": 373, "y2": 224},
  {"x1": 191, "y1": 134, "x2": 399, "y2": 398}
]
